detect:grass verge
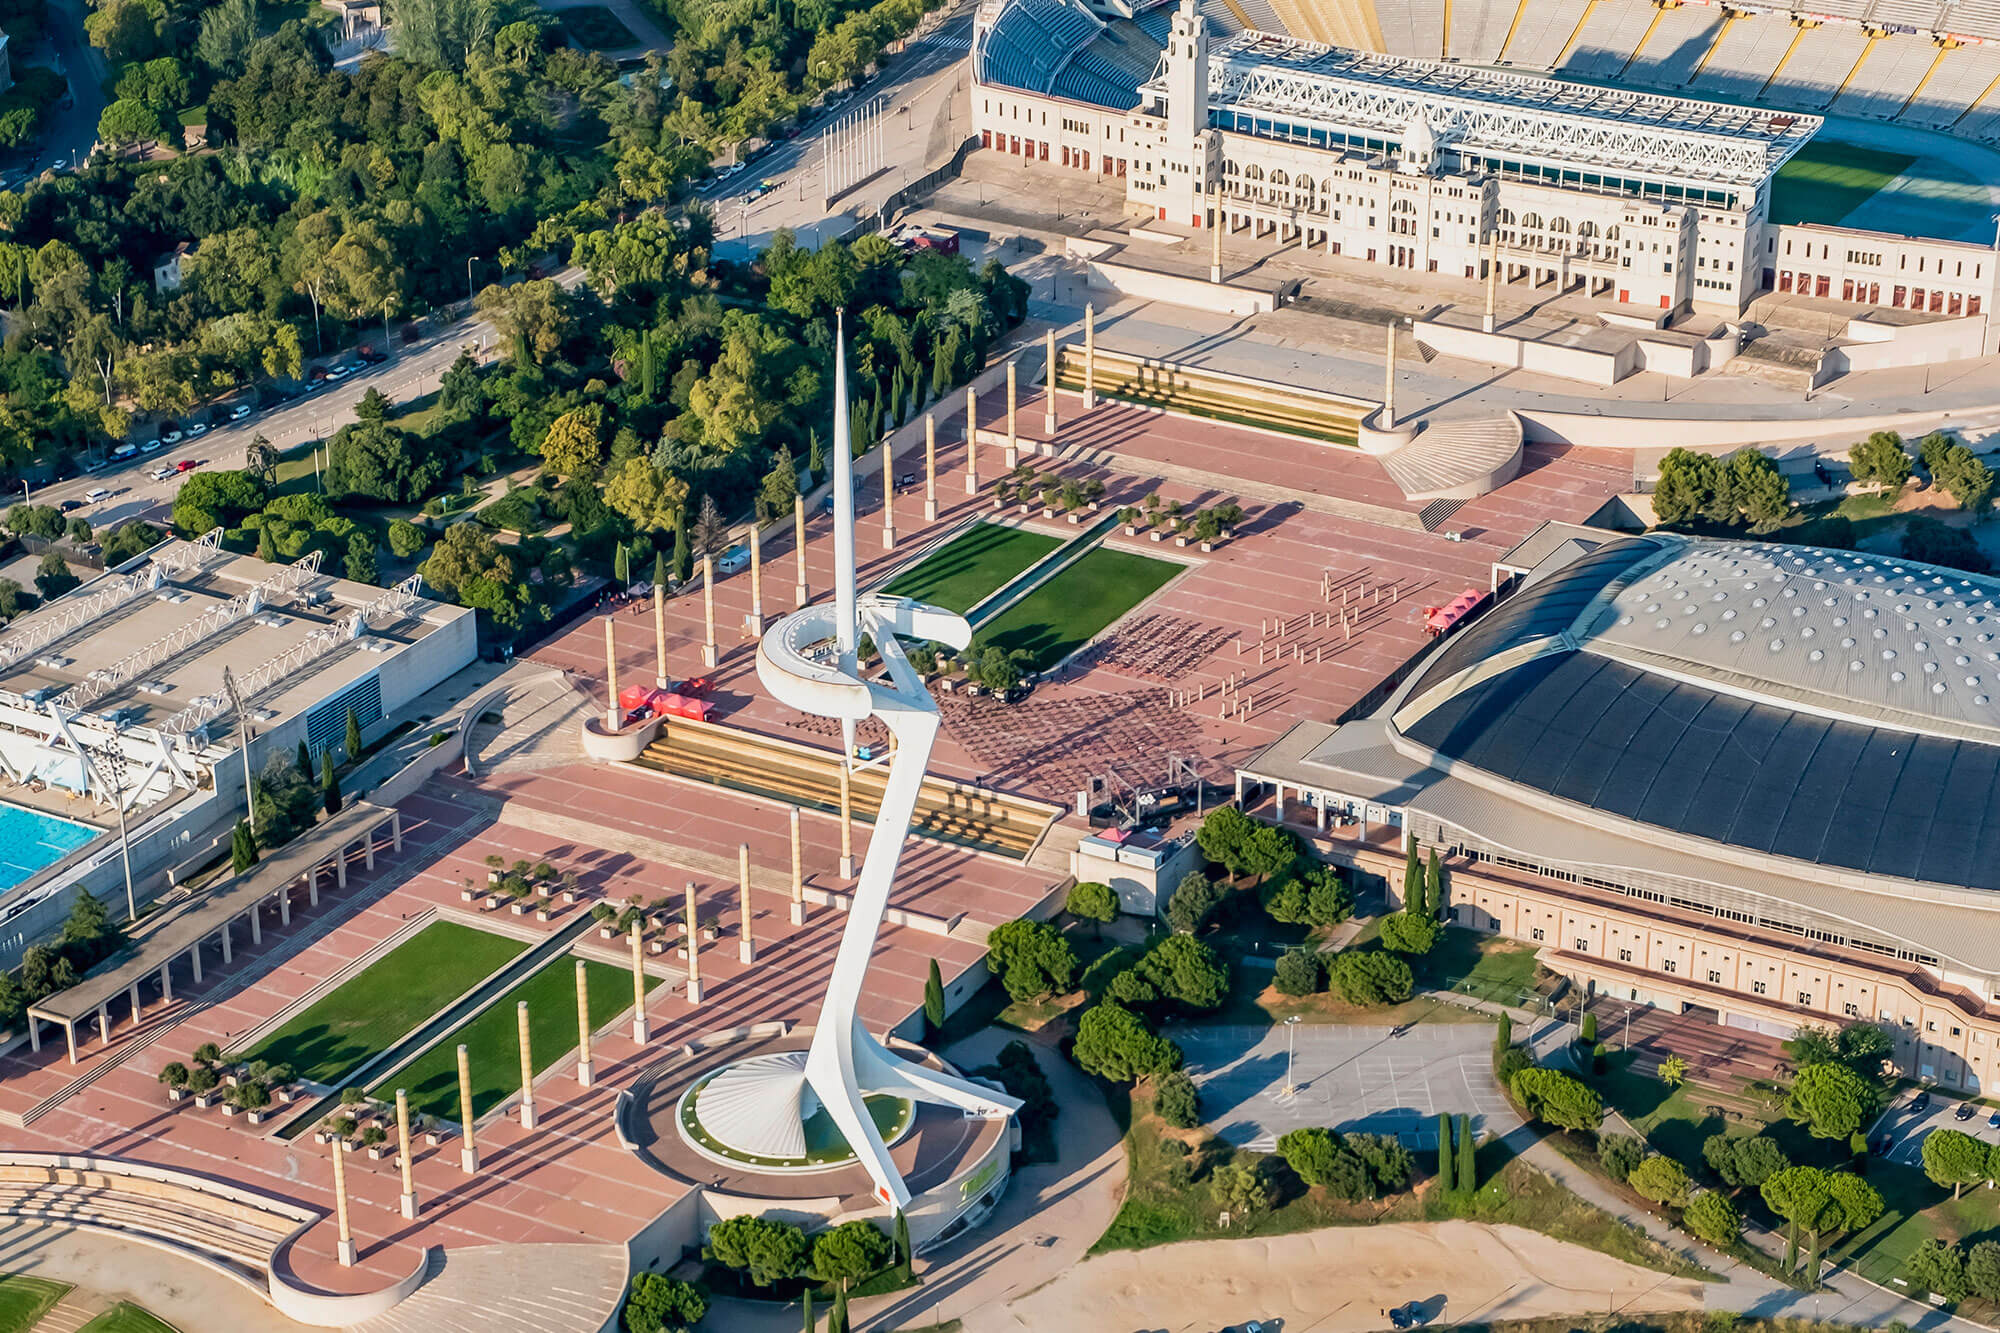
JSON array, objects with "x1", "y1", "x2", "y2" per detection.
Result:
[
  {"x1": 975, "y1": 545, "x2": 1182, "y2": 670},
  {"x1": 237, "y1": 921, "x2": 528, "y2": 1087},
  {"x1": 78, "y1": 1305, "x2": 180, "y2": 1333},
  {"x1": 0, "y1": 1275, "x2": 70, "y2": 1333},
  {"x1": 880, "y1": 521, "x2": 1062, "y2": 614}
]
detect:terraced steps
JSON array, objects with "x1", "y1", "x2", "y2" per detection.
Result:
[{"x1": 632, "y1": 718, "x2": 1055, "y2": 859}]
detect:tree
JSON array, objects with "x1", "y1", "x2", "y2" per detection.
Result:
[
  {"x1": 321, "y1": 750, "x2": 342, "y2": 816},
  {"x1": 1403, "y1": 834, "x2": 1424, "y2": 916},
  {"x1": 1302, "y1": 866, "x2": 1353, "y2": 927},
  {"x1": 604, "y1": 458, "x2": 691, "y2": 534},
  {"x1": 1426, "y1": 848, "x2": 1446, "y2": 920},
  {"x1": 984, "y1": 920, "x2": 1077, "y2": 1001},
  {"x1": 389, "y1": 520, "x2": 427, "y2": 559},
  {"x1": 1209, "y1": 1160, "x2": 1267, "y2": 1219},
  {"x1": 1826, "y1": 1172, "x2": 1882, "y2": 1237},
  {"x1": 1156, "y1": 1068, "x2": 1200, "y2": 1129},
  {"x1": 541, "y1": 406, "x2": 605, "y2": 478},
  {"x1": 1925, "y1": 1127, "x2": 1991, "y2": 1199},
  {"x1": 1703, "y1": 1134, "x2": 1788, "y2": 1191},
  {"x1": 1129, "y1": 935, "x2": 1229, "y2": 1011},
  {"x1": 1910, "y1": 1238, "x2": 1971, "y2": 1302},
  {"x1": 1760, "y1": 1165, "x2": 1832, "y2": 1270},
  {"x1": 1967, "y1": 1239, "x2": 2000, "y2": 1303},
  {"x1": 230, "y1": 820, "x2": 259, "y2": 873},
  {"x1": 1278, "y1": 1127, "x2": 1367, "y2": 1197},
  {"x1": 704, "y1": 1215, "x2": 809, "y2": 1288},
  {"x1": 1378, "y1": 911, "x2": 1439, "y2": 956},
  {"x1": 1510, "y1": 1067, "x2": 1603, "y2": 1133},
  {"x1": 827, "y1": 1285, "x2": 847, "y2": 1333},
  {"x1": 1599, "y1": 1134, "x2": 1645, "y2": 1181},
  {"x1": 1651, "y1": 448, "x2": 1726, "y2": 527},
  {"x1": 1066, "y1": 881, "x2": 1117, "y2": 934},
  {"x1": 621, "y1": 1273, "x2": 708, "y2": 1333},
  {"x1": 1166, "y1": 872, "x2": 1221, "y2": 935},
  {"x1": 1273, "y1": 948, "x2": 1324, "y2": 997},
  {"x1": 923, "y1": 959, "x2": 945, "y2": 1032},
  {"x1": 1455, "y1": 1114, "x2": 1475, "y2": 1192},
  {"x1": 1721, "y1": 448, "x2": 1792, "y2": 532},
  {"x1": 98, "y1": 98, "x2": 165, "y2": 154},
  {"x1": 759, "y1": 447, "x2": 799, "y2": 522},
  {"x1": 1684, "y1": 1191, "x2": 1741, "y2": 1249},
  {"x1": 1195, "y1": 806, "x2": 1256, "y2": 872},
  {"x1": 1923, "y1": 433, "x2": 1996, "y2": 513},
  {"x1": 1900, "y1": 515, "x2": 1991, "y2": 574},
  {"x1": 809, "y1": 1220, "x2": 893, "y2": 1292},
  {"x1": 297, "y1": 738, "x2": 313, "y2": 781},
  {"x1": 1072, "y1": 1002, "x2": 1181, "y2": 1082},
  {"x1": 196, "y1": 0, "x2": 259, "y2": 73},
  {"x1": 1659, "y1": 1055, "x2": 1688, "y2": 1088},
  {"x1": 34, "y1": 552, "x2": 77, "y2": 600},
  {"x1": 1330, "y1": 950, "x2": 1413, "y2": 1006},
  {"x1": 893, "y1": 1210, "x2": 911, "y2": 1279},
  {"x1": 1629, "y1": 1155, "x2": 1690, "y2": 1207},
  {"x1": 476, "y1": 280, "x2": 573, "y2": 366},
  {"x1": 346, "y1": 706, "x2": 365, "y2": 762},
  {"x1": 1849, "y1": 431, "x2": 1911, "y2": 492},
  {"x1": 1787, "y1": 1062, "x2": 1878, "y2": 1140},
  {"x1": 346, "y1": 532, "x2": 379, "y2": 584}
]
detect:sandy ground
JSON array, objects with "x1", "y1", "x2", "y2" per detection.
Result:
[
  {"x1": 964, "y1": 1219, "x2": 1706, "y2": 1333},
  {"x1": 0, "y1": 1219, "x2": 315, "y2": 1330}
]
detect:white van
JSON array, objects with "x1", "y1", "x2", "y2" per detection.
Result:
[
  {"x1": 84, "y1": 487, "x2": 111, "y2": 504},
  {"x1": 110, "y1": 442, "x2": 138, "y2": 461}
]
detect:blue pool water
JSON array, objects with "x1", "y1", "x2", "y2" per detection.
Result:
[{"x1": 0, "y1": 803, "x2": 97, "y2": 892}]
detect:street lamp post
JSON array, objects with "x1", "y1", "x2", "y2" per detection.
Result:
[
  {"x1": 1623, "y1": 1006, "x2": 1632, "y2": 1052},
  {"x1": 466, "y1": 256, "x2": 477, "y2": 310},
  {"x1": 91, "y1": 731, "x2": 137, "y2": 923},
  {"x1": 1282, "y1": 1013, "x2": 1302, "y2": 1096}
]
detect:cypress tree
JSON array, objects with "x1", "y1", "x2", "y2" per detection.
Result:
[
  {"x1": 930, "y1": 337, "x2": 952, "y2": 398},
  {"x1": 296, "y1": 738, "x2": 313, "y2": 781},
  {"x1": 1437, "y1": 1113, "x2": 1451, "y2": 1183},
  {"x1": 1581, "y1": 1011, "x2": 1598, "y2": 1045},
  {"x1": 1457, "y1": 1113, "x2": 1476, "y2": 1192},
  {"x1": 345, "y1": 706, "x2": 364, "y2": 762},
  {"x1": 1495, "y1": 1010, "x2": 1512, "y2": 1054},
  {"x1": 230, "y1": 820, "x2": 260, "y2": 873},
  {"x1": 808, "y1": 428, "x2": 824, "y2": 481},
  {"x1": 1427, "y1": 848, "x2": 1445, "y2": 920},
  {"x1": 321, "y1": 749, "x2": 341, "y2": 816},
  {"x1": 1403, "y1": 835, "x2": 1424, "y2": 917},
  {"x1": 894, "y1": 1209, "x2": 912, "y2": 1278},
  {"x1": 652, "y1": 550, "x2": 666, "y2": 590},
  {"x1": 829, "y1": 1284, "x2": 848, "y2": 1333},
  {"x1": 924, "y1": 958, "x2": 945, "y2": 1032},
  {"x1": 614, "y1": 542, "x2": 629, "y2": 587},
  {"x1": 801, "y1": 1287, "x2": 813, "y2": 1333},
  {"x1": 670, "y1": 512, "x2": 691, "y2": 582}
]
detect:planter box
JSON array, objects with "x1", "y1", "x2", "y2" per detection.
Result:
[
  {"x1": 278, "y1": 1087, "x2": 297, "y2": 1104},
  {"x1": 221, "y1": 1103, "x2": 241, "y2": 1118},
  {"x1": 367, "y1": 1145, "x2": 390, "y2": 1160},
  {"x1": 194, "y1": 1092, "x2": 221, "y2": 1109},
  {"x1": 425, "y1": 1130, "x2": 446, "y2": 1147},
  {"x1": 1018, "y1": 503, "x2": 1033, "y2": 514},
  {"x1": 224, "y1": 1072, "x2": 240, "y2": 1087},
  {"x1": 1149, "y1": 531, "x2": 1165, "y2": 542},
  {"x1": 1200, "y1": 541, "x2": 1215, "y2": 553},
  {"x1": 536, "y1": 908, "x2": 552, "y2": 923},
  {"x1": 702, "y1": 928, "x2": 720, "y2": 942},
  {"x1": 599, "y1": 926, "x2": 617, "y2": 940},
  {"x1": 314, "y1": 1131, "x2": 333, "y2": 1145},
  {"x1": 537, "y1": 884, "x2": 553, "y2": 899},
  {"x1": 1124, "y1": 525, "x2": 1139, "y2": 536},
  {"x1": 509, "y1": 902, "x2": 528, "y2": 916},
  {"x1": 649, "y1": 940, "x2": 665, "y2": 954},
  {"x1": 461, "y1": 888, "x2": 477, "y2": 903},
  {"x1": 248, "y1": 1109, "x2": 268, "y2": 1125},
  {"x1": 563, "y1": 890, "x2": 580, "y2": 905},
  {"x1": 1176, "y1": 536, "x2": 1190, "y2": 547},
  {"x1": 676, "y1": 946, "x2": 690, "y2": 960},
  {"x1": 1066, "y1": 513, "x2": 1082, "y2": 525},
  {"x1": 166, "y1": 1087, "x2": 186, "y2": 1102},
  {"x1": 486, "y1": 895, "x2": 506, "y2": 910},
  {"x1": 1042, "y1": 507, "x2": 1056, "y2": 518},
  {"x1": 487, "y1": 870, "x2": 501, "y2": 885},
  {"x1": 341, "y1": 1140, "x2": 356, "y2": 1153}
]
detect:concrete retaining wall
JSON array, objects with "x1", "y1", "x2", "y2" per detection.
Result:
[{"x1": 1081, "y1": 257, "x2": 1287, "y2": 316}]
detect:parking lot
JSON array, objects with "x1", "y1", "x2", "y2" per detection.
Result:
[
  {"x1": 1872, "y1": 1088, "x2": 2000, "y2": 1166},
  {"x1": 1173, "y1": 1023, "x2": 1520, "y2": 1151}
]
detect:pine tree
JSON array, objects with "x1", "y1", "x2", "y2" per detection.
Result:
[
  {"x1": 321, "y1": 749, "x2": 341, "y2": 816},
  {"x1": 345, "y1": 706, "x2": 364, "y2": 762},
  {"x1": 1456, "y1": 1113, "x2": 1476, "y2": 1192},
  {"x1": 296, "y1": 737, "x2": 313, "y2": 781},
  {"x1": 230, "y1": 820, "x2": 260, "y2": 873},
  {"x1": 924, "y1": 958, "x2": 945, "y2": 1032}
]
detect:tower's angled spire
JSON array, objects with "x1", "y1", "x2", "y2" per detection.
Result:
[{"x1": 831, "y1": 309, "x2": 857, "y2": 666}]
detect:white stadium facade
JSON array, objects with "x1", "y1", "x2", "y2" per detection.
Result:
[{"x1": 971, "y1": 0, "x2": 2000, "y2": 319}]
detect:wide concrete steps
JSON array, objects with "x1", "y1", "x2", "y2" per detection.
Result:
[
  {"x1": 1380, "y1": 414, "x2": 1525, "y2": 502},
  {"x1": 347, "y1": 1243, "x2": 626, "y2": 1333},
  {"x1": 635, "y1": 719, "x2": 1053, "y2": 859},
  {"x1": 1052, "y1": 350, "x2": 1368, "y2": 445},
  {"x1": 0, "y1": 1180, "x2": 292, "y2": 1277}
]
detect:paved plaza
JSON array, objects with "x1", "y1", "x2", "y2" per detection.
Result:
[{"x1": 1175, "y1": 1022, "x2": 1520, "y2": 1151}]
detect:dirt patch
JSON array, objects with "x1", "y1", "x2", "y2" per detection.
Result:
[{"x1": 966, "y1": 1219, "x2": 1705, "y2": 1333}]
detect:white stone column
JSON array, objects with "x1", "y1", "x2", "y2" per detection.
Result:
[
  {"x1": 738, "y1": 843, "x2": 755, "y2": 965},
  {"x1": 701, "y1": 554, "x2": 719, "y2": 669},
  {"x1": 964, "y1": 387, "x2": 979, "y2": 495},
  {"x1": 574, "y1": 959, "x2": 595, "y2": 1089},
  {"x1": 923, "y1": 415, "x2": 938, "y2": 523},
  {"x1": 1004, "y1": 361, "x2": 1018, "y2": 468},
  {"x1": 1044, "y1": 328, "x2": 1059, "y2": 440},
  {"x1": 789, "y1": 807, "x2": 805, "y2": 927},
  {"x1": 331, "y1": 1133, "x2": 357, "y2": 1267},
  {"x1": 1083, "y1": 304, "x2": 1096, "y2": 410},
  {"x1": 603, "y1": 616, "x2": 620, "y2": 728},
  {"x1": 629, "y1": 924, "x2": 649, "y2": 1044},
  {"x1": 516, "y1": 1000, "x2": 536, "y2": 1131},
  {"x1": 683, "y1": 880, "x2": 703, "y2": 1006},
  {"x1": 793, "y1": 496, "x2": 809, "y2": 608},
  {"x1": 396, "y1": 1088, "x2": 418, "y2": 1220},
  {"x1": 457, "y1": 1044, "x2": 478, "y2": 1175},
  {"x1": 747, "y1": 525, "x2": 764, "y2": 636}
]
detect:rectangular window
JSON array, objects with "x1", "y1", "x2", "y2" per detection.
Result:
[
  {"x1": 1798, "y1": 992, "x2": 1813, "y2": 1006},
  {"x1": 1708, "y1": 970, "x2": 1722, "y2": 984},
  {"x1": 1530, "y1": 927, "x2": 1546, "y2": 942},
  {"x1": 1752, "y1": 980, "x2": 1767, "y2": 994},
  {"x1": 1663, "y1": 959, "x2": 1677, "y2": 974},
  {"x1": 1574, "y1": 938, "x2": 1589, "y2": 952},
  {"x1": 1844, "y1": 1002, "x2": 1860, "y2": 1018},
  {"x1": 1618, "y1": 948, "x2": 1633, "y2": 963}
]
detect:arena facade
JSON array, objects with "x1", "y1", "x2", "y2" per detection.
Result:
[
  {"x1": 1243, "y1": 529, "x2": 2000, "y2": 1091},
  {"x1": 971, "y1": 0, "x2": 2000, "y2": 321}
]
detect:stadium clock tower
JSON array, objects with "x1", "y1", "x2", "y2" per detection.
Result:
[{"x1": 1159, "y1": 0, "x2": 1217, "y2": 227}]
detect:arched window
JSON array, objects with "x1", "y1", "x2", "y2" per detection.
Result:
[
  {"x1": 1550, "y1": 217, "x2": 1571, "y2": 234},
  {"x1": 1521, "y1": 212, "x2": 1543, "y2": 231},
  {"x1": 1499, "y1": 209, "x2": 1516, "y2": 226}
]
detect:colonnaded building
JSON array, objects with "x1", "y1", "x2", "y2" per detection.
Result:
[
  {"x1": 970, "y1": 0, "x2": 2000, "y2": 321},
  {"x1": 1244, "y1": 529, "x2": 2000, "y2": 1091}
]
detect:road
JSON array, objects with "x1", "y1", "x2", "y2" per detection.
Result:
[
  {"x1": 705, "y1": 6, "x2": 975, "y2": 256},
  {"x1": 9, "y1": 0, "x2": 109, "y2": 175}
]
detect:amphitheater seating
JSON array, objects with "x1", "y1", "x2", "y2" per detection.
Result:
[
  {"x1": 975, "y1": 0, "x2": 1104, "y2": 94},
  {"x1": 1687, "y1": 8, "x2": 1793, "y2": 98},
  {"x1": 1954, "y1": 87, "x2": 2000, "y2": 141},
  {"x1": 1907, "y1": 45, "x2": 2000, "y2": 126},
  {"x1": 1774, "y1": 23, "x2": 1870, "y2": 107},
  {"x1": 1268, "y1": 0, "x2": 1379, "y2": 47},
  {"x1": 1830, "y1": 32, "x2": 1942, "y2": 120},
  {"x1": 1558, "y1": 0, "x2": 1658, "y2": 79},
  {"x1": 1446, "y1": 0, "x2": 1510, "y2": 62},
  {"x1": 1622, "y1": 2, "x2": 1722, "y2": 87},
  {"x1": 1372, "y1": 0, "x2": 1442, "y2": 58},
  {"x1": 632, "y1": 723, "x2": 1054, "y2": 859},
  {"x1": 0, "y1": 1162, "x2": 307, "y2": 1282},
  {"x1": 1197, "y1": 0, "x2": 1252, "y2": 34},
  {"x1": 1499, "y1": 0, "x2": 1593, "y2": 69}
]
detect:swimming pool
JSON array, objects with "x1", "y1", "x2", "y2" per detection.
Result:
[{"x1": 0, "y1": 803, "x2": 98, "y2": 893}]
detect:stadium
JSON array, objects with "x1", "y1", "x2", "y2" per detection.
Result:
[
  {"x1": 971, "y1": 0, "x2": 2000, "y2": 319},
  {"x1": 1242, "y1": 527, "x2": 2000, "y2": 1092}
]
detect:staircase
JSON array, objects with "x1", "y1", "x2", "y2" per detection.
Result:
[{"x1": 633, "y1": 718, "x2": 1057, "y2": 859}]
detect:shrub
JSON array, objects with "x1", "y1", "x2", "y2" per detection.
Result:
[
  {"x1": 1510, "y1": 1067, "x2": 1603, "y2": 1132},
  {"x1": 1166, "y1": 872, "x2": 1222, "y2": 935},
  {"x1": 1072, "y1": 1002, "x2": 1182, "y2": 1082},
  {"x1": 705, "y1": 1214, "x2": 810, "y2": 1288},
  {"x1": 622, "y1": 1272, "x2": 708, "y2": 1333},
  {"x1": 985, "y1": 919, "x2": 1079, "y2": 1001},
  {"x1": 158, "y1": 1062, "x2": 190, "y2": 1088},
  {"x1": 1329, "y1": 950, "x2": 1413, "y2": 1006},
  {"x1": 1684, "y1": 1191, "x2": 1741, "y2": 1249},
  {"x1": 1155, "y1": 1068, "x2": 1201, "y2": 1129},
  {"x1": 1629, "y1": 1155, "x2": 1691, "y2": 1207},
  {"x1": 1598, "y1": 1133, "x2": 1646, "y2": 1181},
  {"x1": 1272, "y1": 948, "x2": 1324, "y2": 997}
]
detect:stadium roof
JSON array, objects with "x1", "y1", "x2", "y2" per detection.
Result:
[
  {"x1": 1180, "y1": 36, "x2": 1821, "y2": 188},
  {"x1": 974, "y1": 0, "x2": 1175, "y2": 109}
]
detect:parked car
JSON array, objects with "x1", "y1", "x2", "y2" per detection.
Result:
[
  {"x1": 1956, "y1": 1102, "x2": 1976, "y2": 1121},
  {"x1": 140, "y1": 437, "x2": 164, "y2": 454},
  {"x1": 357, "y1": 346, "x2": 388, "y2": 364},
  {"x1": 324, "y1": 364, "x2": 350, "y2": 381},
  {"x1": 175, "y1": 459, "x2": 200, "y2": 473},
  {"x1": 185, "y1": 420, "x2": 208, "y2": 437},
  {"x1": 110, "y1": 442, "x2": 138, "y2": 461},
  {"x1": 57, "y1": 499, "x2": 81, "y2": 514},
  {"x1": 745, "y1": 184, "x2": 770, "y2": 202},
  {"x1": 716, "y1": 545, "x2": 751, "y2": 575},
  {"x1": 148, "y1": 464, "x2": 175, "y2": 481},
  {"x1": 83, "y1": 487, "x2": 111, "y2": 504},
  {"x1": 339, "y1": 361, "x2": 364, "y2": 376},
  {"x1": 227, "y1": 402, "x2": 253, "y2": 422},
  {"x1": 1913, "y1": 1091, "x2": 1932, "y2": 1113}
]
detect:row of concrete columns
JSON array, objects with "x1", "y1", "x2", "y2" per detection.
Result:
[{"x1": 33, "y1": 810, "x2": 404, "y2": 1066}]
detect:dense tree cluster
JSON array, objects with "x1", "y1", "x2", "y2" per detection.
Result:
[{"x1": 1650, "y1": 446, "x2": 1792, "y2": 532}]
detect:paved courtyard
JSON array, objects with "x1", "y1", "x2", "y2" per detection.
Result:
[{"x1": 1175, "y1": 1022, "x2": 1519, "y2": 1151}]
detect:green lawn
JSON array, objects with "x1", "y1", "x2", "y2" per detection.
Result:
[
  {"x1": 78, "y1": 1304, "x2": 179, "y2": 1333},
  {"x1": 1828, "y1": 1158, "x2": 2000, "y2": 1299},
  {"x1": 371, "y1": 956, "x2": 660, "y2": 1122},
  {"x1": 975, "y1": 545, "x2": 1181, "y2": 670},
  {"x1": 0, "y1": 1275, "x2": 69, "y2": 1333},
  {"x1": 880, "y1": 522, "x2": 1062, "y2": 614},
  {"x1": 237, "y1": 922, "x2": 529, "y2": 1087},
  {"x1": 1769, "y1": 141, "x2": 1915, "y2": 229},
  {"x1": 558, "y1": 4, "x2": 641, "y2": 49},
  {"x1": 1423, "y1": 926, "x2": 1541, "y2": 1006}
]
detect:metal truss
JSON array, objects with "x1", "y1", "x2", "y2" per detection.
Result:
[
  {"x1": 0, "y1": 529, "x2": 226, "y2": 674},
  {"x1": 150, "y1": 527, "x2": 225, "y2": 576},
  {"x1": 158, "y1": 573, "x2": 423, "y2": 741},
  {"x1": 57, "y1": 552, "x2": 324, "y2": 715},
  {"x1": 1196, "y1": 40, "x2": 1820, "y2": 187}
]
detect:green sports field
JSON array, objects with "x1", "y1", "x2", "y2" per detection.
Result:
[
  {"x1": 238, "y1": 922, "x2": 529, "y2": 1087},
  {"x1": 1769, "y1": 140, "x2": 1916, "y2": 230},
  {"x1": 881, "y1": 522, "x2": 1064, "y2": 614},
  {"x1": 0, "y1": 1275, "x2": 69, "y2": 1333},
  {"x1": 371, "y1": 955, "x2": 660, "y2": 1122},
  {"x1": 78, "y1": 1305, "x2": 179, "y2": 1333},
  {"x1": 976, "y1": 545, "x2": 1182, "y2": 670}
]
